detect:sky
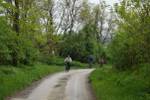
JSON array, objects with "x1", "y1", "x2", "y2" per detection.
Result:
[{"x1": 89, "y1": 0, "x2": 120, "y2": 6}]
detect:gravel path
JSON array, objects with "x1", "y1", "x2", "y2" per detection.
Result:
[{"x1": 10, "y1": 69, "x2": 95, "y2": 100}]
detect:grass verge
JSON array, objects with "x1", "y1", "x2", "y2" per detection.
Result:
[
  {"x1": 0, "y1": 63, "x2": 63, "y2": 100},
  {"x1": 90, "y1": 64, "x2": 150, "y2": 100}
]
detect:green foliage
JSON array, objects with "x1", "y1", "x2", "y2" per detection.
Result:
[
  {"x1": 39, "y1": 55, "x2": 87, "y2": 68},
  {"x1": 90, "y1": 64, "x2": 150, "y2": 100},
  {"x1": 59, "y1": 24, "x2": 100, "y2": 63},
  {"x1": 59, "y1": 33, "x2": 87, "y2": 62},
  {"x1": 0, "y1": 0, "x2": 59, "y2": 66},
  {"x1": 108, "y1": 0, "x2": 150, "y2": 70},
  {"x1": 0, "y1": 64, "x2": 63, "y2": 100},
  {"x1": 0, "y1": 18, "x2": 39, "y2": 65},
  {"x1": 16, "y1": 35, "x2": 39, "y2": 65},
  {"x1": 0, "y1": 18, "x2": 14, "y2": 64}
]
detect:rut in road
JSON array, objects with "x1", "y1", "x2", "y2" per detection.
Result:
[{"x1": 10, "y1": 69, "x2": 95, "y2": 100}]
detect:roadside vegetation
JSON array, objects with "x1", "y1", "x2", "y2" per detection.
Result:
[
  {"x1": 0, "y1": 64, "x2": 63, "y2": 100},
  {"x1": 90, "y1": 64, "x2": 150, "y2": 100},
  {"x1": 40, "y1": 56, "x2": 87, "y2": 68},
  {"x1": 0, "y1": 0, "x2": 150, "y2": 100},
  {"x1": 0, "y1": 0, "x2": 95, "y2": 99},
  {"x1": 90, "y1": 0, "x2": 150, "y2": 100},
  {"x1": 0, "y1": 59, "x2": 86, "y2": 100}
]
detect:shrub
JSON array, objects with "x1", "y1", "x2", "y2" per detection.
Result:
[{"x1": 0, "y1": 18, "x2": 39, "y2": 65}]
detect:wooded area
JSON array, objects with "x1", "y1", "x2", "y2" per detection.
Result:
[
  {"x1": 0, "y1": 0, "x2": 150, "y2": 70},
  {"x1": 0, "y1": 0, "x2": 150, "y2": 99},
  {"x1": 0, "y1": 0, "x2": 116, "y2": 66}
]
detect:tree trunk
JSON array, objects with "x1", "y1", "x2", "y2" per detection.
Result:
[{"x1": 13, "y1": 0, "x2": 20, "y2": 34}]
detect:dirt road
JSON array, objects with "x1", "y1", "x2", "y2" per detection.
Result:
[{"x1": 11, "y1": 69, "x2": 95, "y2": 100}]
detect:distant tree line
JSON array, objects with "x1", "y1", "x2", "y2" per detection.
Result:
[{"x1": 0, "y1": 0, "x2": 116, "y2": 66}]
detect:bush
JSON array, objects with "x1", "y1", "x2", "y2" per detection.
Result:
[
  {"x1": 0, "y1": 18, "x2": 39, "y2": 65},
  {"x1": 0, "y1": 18, "x2": 16, "y2": 64},
  {"x1": 107, "y1": 0, "x2": 150, "y2": 70},
  {"x1": 15, "y1": 36, "x2": 39, "y2": 65},
  {"x1": 59, "y1": 24, "x2": 99, "y2": 63},
  {"x1": 108, "y1": 31, "x2": 150, "y2": 70}
]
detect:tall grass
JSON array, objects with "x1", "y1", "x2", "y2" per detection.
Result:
[
  {"x1": 90, "y1": 64, "x2": 150, "y2": 100},
  {"x1": 0, "y1": 64, "x2": 63, "y2": 100}
]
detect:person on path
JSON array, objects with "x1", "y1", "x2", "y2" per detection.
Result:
[
  {"x1": 87, "y1": 55, "x2": 94, "y2": 68},
  {"x1": 99, "y1": 58, "x2": 105, "y2": 67},
  {"x1": 64, "y1": 55, "x2": 72, "y2": 72}
]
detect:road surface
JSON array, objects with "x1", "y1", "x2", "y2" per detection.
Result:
[{"x1": 10, "y1": 69, "x2": 95, "y2": 100}]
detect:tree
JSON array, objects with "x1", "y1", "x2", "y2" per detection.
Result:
[
  {"x1": 55, "y1": 0, "x2": 82, "y2": 34},
  {"x1": 108, "y1": 0, "x2": 150, "y2": 70},
  {"x1": 0, "y1": 0, "x2": 44, "y2": 65}
]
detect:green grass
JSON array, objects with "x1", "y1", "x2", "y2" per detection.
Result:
[
  {"x1": 0, "y1": 63, "x2": 63, "y2": 100},
  {"x1": 90, "y1": 64, "x2": 150, "y2": 100}
]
